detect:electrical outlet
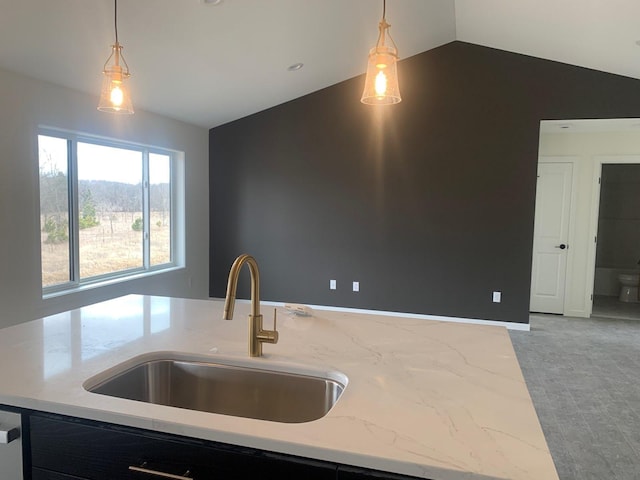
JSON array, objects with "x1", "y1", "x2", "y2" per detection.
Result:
[
  {"x1": 330, "y1": 279, "x2": 337, "y2": 290},
  {"x1": 492, "y1": 291, "x2": 501, "y2": 303},
  {"x1": 353, "y1": 281, "x2": 359, "y2": 292}
]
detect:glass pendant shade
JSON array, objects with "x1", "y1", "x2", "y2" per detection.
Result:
[
  {"x1": 361, "y1": 18, "x2": 402, "y2": 105},
  {"x1": 98, "y1": 43, "x2": 133, "y2": 114}
]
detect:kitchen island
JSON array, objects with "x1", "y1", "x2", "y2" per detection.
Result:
[{"x1": 0, "y1": 295, "x2": 558, "y2": 480}]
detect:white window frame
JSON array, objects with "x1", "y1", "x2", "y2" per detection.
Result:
[{"x1": 38, "y1": 127, "x2": 185, "y2": 296}]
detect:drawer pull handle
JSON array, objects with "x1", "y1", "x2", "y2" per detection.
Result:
[
  {"x1": 129, "y1": 463, "x2": 193, "y2": 480},
  {"x1": 0, "y1": 426, "x2": 19, "y2": 444}
]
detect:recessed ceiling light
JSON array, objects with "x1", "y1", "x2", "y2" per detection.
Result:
[
  {"x1": 202, "y1": 0, "x2": 223, "y2": 5},
  {"x1": 287, "y1": 63, "x2": 304, "y2": 72}
]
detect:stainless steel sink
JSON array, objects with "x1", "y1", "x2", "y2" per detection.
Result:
[{"x1": 84, "y1": 353, "x2": 346, "y2": 423}]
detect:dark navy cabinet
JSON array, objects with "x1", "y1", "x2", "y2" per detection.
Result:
[
  {"x1": 338, "y1": 465, "x2": 427, "y2": 480},
  {"x1": 28, "y1": 413, "x2": 336, "y2": 480},
  {"x1": 26, "y1": 412, "x2": 426, "y2": 480}
]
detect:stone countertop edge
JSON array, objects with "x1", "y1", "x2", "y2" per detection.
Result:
[{"x1": 0, "y1": 294, "x2": 559, "y2": 480}]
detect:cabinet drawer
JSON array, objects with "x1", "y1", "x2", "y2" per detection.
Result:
[{"x1": 30, "y1": 414, "x2": 336, "y2": 480}]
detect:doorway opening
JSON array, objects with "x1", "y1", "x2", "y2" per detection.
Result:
[
  {"x1": 591, "y1": 164, "x2": 640, "y2": 320},
  {"x1": 532, "y1": 119, "x2": 640, "y2": 320}
]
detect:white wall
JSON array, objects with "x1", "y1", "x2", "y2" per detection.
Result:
[
  {"x1": 538, "y1": 129, "x2": 640, "y2": 317},
  {"x1": 0, "y1": 67, "x2": 210, "y2": 328}
]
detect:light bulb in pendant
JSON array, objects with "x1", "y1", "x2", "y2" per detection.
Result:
[
  {"x1": 110, "y1": 84, "x2": 124, "y2": 107},
  {"x1": 375, "y1": 70, "x2": 388, "y2": 97}
]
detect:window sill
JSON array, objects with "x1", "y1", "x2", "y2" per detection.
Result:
[{"x1": 42, "y1": 265, "x2": 184, "y2": 300}]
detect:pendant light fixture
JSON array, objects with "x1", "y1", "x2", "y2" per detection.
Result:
[
  {"x1": 98, "y1": 0, "x2": 134, "y2": 114},
  {"x1": 361, "y1": 0, "x2": 401, "y2": 105}
]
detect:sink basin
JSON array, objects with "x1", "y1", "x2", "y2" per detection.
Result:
[{"x1": 84, "y1": 353, "x2": 346, "y2": 423}]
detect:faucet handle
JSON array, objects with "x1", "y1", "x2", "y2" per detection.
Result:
[{"x1": 266, "y1": 308, "x2": 278, "y2": 343}]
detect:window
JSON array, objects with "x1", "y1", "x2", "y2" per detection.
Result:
[{"x1": 38, "y1": 130, "x2": 180, "y2": 293}]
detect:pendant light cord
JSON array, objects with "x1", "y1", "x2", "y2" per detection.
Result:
[
  {"x1": 375, "y1": 0, "x2": 388, "y2": 48},
  {"x1": 114, "y1": 0, "x2": 119, "y2": 44},
  {"x1": 107, "y1": 0, "x2": 130, "y2": 74}
]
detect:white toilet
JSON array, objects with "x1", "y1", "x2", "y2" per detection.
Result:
[{"x1": 618, "y1": 273, "x2": 640, "y2": 302}]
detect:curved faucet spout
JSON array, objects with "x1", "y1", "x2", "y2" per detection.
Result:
[
  {"x1": 222, "y1": 254, "x2": 278, "y2": 357},
  {"x1": 223, "y1": 254, "x2": 260, "y2": 320}
]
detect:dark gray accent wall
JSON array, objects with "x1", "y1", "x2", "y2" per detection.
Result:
[{"x1": 209, "y1": 41, "x2": 640, "y2": 324}]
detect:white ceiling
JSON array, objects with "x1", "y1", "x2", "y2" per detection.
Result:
[
  {"x1": 455, "y1": 0, "x2": 640, "y2": 81},
  {"x1": 1, "y1": 0, "x2": 639, "y2": 129}
]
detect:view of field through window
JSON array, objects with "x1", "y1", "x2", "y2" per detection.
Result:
[{"x1": 38, "y1": 135, "x2": 172, "y2": 288}]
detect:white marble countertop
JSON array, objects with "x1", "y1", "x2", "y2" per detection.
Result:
[{"x1": 0, "y1": 295, "x2": 558, "y2": 480}]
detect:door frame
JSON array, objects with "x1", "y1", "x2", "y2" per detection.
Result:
[{"x1": 585, "y1": 155, "x2": 640, "y2": 316}]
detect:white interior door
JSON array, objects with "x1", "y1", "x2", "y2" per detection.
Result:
[{"x1": 530, "y1": 162, "x2": 573, "y2": 314}]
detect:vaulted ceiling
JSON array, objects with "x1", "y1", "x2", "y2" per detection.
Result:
[{"x1": 1, "y1": 0, "x2": 639, "y2": 128}]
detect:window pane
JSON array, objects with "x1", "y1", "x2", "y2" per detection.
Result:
[
  {"x1": 77, "y1": 142, "x2": 143, "y2": 279},
  {"x1": 38, "y1": 135, "x2": 70, "y2": 288},
  {"x1": 149, "y1": 153, "x2": 171, "y2": 266}
]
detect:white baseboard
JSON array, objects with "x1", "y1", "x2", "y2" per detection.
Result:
[{"x1": 215, "y1": 298, "x2": 530, "y2": 331}]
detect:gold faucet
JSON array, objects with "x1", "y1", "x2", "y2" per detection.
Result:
[{"x1": 223, "y1": 254, "x2": 278, "y2": 357}]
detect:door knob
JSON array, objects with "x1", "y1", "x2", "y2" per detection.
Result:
[{"x1": 555, "y1": 244, "x2": 567, "y2": 250}]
